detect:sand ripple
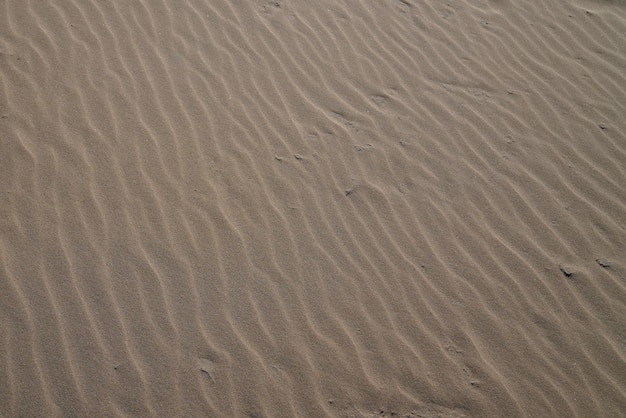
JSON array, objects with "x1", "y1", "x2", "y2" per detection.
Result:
[{"x1": 1, "y1": 0, "x2": 625, "y2": 416}]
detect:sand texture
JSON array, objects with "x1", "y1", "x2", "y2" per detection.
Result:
[{"x1": 1, "y1": 0, "x2": 626, "y2": 416}]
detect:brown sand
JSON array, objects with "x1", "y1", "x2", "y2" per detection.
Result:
[{"x1": 1, "y1": 0, "x2": 625, "y2": 416}]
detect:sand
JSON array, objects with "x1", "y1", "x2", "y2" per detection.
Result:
[{"x1": 1, "y1": 0, "x2": 625, "y2": 416}]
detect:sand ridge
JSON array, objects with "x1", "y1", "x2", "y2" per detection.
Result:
[{"x1": 1, "y1": 0, "x2": 625, "y2": 416}]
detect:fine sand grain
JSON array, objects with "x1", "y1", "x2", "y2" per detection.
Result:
[{"x1": 1, "y1": 0, "x2": 625, "y2": 416}]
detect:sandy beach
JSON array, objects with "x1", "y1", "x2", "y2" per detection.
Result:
[{"x1": 1, "y1": 0, "x2": 625, "y2": 416}]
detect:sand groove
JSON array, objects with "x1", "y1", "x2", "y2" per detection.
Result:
[{"x1": 1, "y1": 0, "x2": 625, "y2": 416}]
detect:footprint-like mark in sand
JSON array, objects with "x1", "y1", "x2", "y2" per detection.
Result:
[
  {"x1": 331, "y1": 111, "x2": 359, "y2": 132},
  {"x1": 354, "y1": 144, "x2": 375, "y2": 151},
  {"x1": 260, "y1": 0, "x2": 282, "y2": 16},
  {"x1": 370, "y1": 94, "x2": 388, "y2": 105},
  {"x1": 370, "y1": 88, "x2": 398, "y2": 107},
  {"x1": 198, "y1": 358, "x2": 217, "y2": 383},
  {"x1": 394, "y1": 0, "x2": 412, "y2": 15}
]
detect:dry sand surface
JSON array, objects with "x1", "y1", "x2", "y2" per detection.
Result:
[{"x1": 1, "y1": 0, "x2": 626, "y2": 416}]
